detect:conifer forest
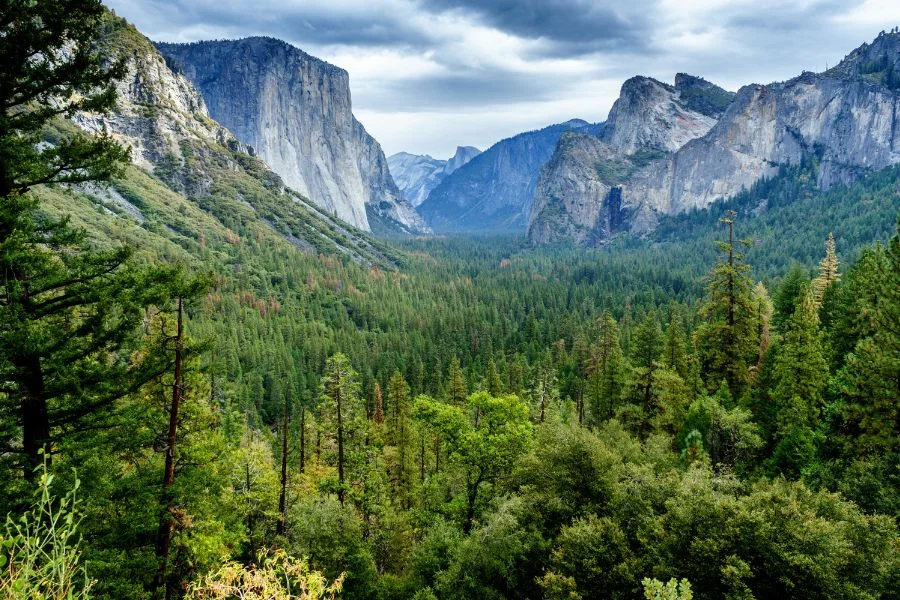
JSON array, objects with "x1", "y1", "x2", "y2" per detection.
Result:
[{"x1": 1, "y1": 1, "x2": 899, "y2": 599}]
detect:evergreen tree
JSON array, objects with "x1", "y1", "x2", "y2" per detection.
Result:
[
  {"x1": 320, "y1": 354, "x2": 361, "y2": 504},
  {"x1": 0, "y1": 0, "x2": 173, "y2": 480},
  {"x1": 485, "y1": 358, "x2": 503, "y2": 396},
  {"x1": 836, "y1": 218, "x2": 900, "y2": 457},
  {"x1": 0, "y1": 0, "x2": 128, "y2": 199},
  {"x1": 372, "y1": 383, "x2": 385, "y2": 425},
  {"x1": 774, "y1": 263, "x2": 810, "y2": 333},
  {"x1": 445, "y1": 357, "x2": 467, "y2": 406},
  {"x1": 752, "y1": 281, "x2": 774, "y2": 379},
  {"x1": 630, "y1": 311, "x2": 662, "y2": 436},
  {"x1": 586, "y1": 311, "x2": 626, "y2": 424},
  {"x1": 695, "y1": 212, "x2": 759, "y2": 402},
  {"x1": 769, "y1": 288, "x2": 829, "y2": 476},
  {"x1": 811, "y1": 232, "x2": 840, "y2": 305},
  {"x1": 386, "y1": 371, "x2": 414, "y2": 507},
  {"x1": 662, "y1": 308, "x2": 688, "y2": 378}
]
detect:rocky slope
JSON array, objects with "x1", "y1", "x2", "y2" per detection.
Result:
[
  {"x1": 156, "y1": 37, "x2": 427, "y2": 234},
  {"x1": 601, "y1": 75, "x2": 731, "y2": 153},
  {"x1": 70, "y1": 14, "x2": 398, "y2": 266},
  {"x1": 418, "y1": 120, "x2": 604, "y2": 232},
  {"x1": 387, "y1": 146, "x2": 481, "y2": 207},
  {"x1": 529, "y1": 31, "x2": 900, "y2": 245}
]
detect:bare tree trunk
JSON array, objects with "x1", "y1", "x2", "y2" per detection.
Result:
[
  {"x1": 299, "y1": 406, "x2": 306, "y2": 474},
  {"x1": 277, "y1": 391, "x2": 290, "y2": 535},
  {"x1": 336, "y1": 384, "x2": 345, "y2": 505},
  {"x1": 18, "y1": 354, "x2": 49, "y2": 482},
  {"x1": 156, "y1": 298, "x2": 184, "y2": 599}
]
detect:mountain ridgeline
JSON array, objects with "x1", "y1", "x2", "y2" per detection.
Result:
[
  {"x1": 156, "y1": 37, "x2": 428, "y2": 235},
  {"x1": 416, "y1": 119, "x2": 604, "y2": 232},
  {"x1": 388, "y1": 146, "x2": 481, "y2": 207},
  {"x1": 528, "y1": 31, "x2": 900, "y2": 245},
  {"x1": 92, "y1": 19, "x2": 900, "y2": 245}
]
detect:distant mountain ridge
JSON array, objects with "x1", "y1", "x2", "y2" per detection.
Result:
[
  {"x1": 157, "y1": 37, "x2": 428, "y2": 235},
  {"x1": 417, "y1": 119, "x2": 604, "y2": 232},
  {"x1": 529, "y1": 30, "x2": 900, "y2": 246},
  {"x1": 388, "y1": 146, "x2": 481, "y2": 207}
]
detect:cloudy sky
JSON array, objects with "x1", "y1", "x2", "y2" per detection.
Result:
[{"x1": 105, "y1": 0, "x2": 900, "y2": 158}]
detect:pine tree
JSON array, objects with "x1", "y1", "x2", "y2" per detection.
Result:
[
  {"x1": 811, "y1": 232, "x2": 840, "y2": 305},
  {"x1": 662, "y1": 308, "x2": 688, "y2": 378},
  {"x1": 0, "y1": 0, "x2": 128, "y2": 199},
  {"x1": 774, "y1": 263, "x2": 811, "y2": 333},
  {"x1": 386, "y1": 371, "x2": 414, "y2": 507},
  {"x1": 695, "y1": 212, "x2": 759, "y2": 402},
  {"x1": 372, "y1": 382, "x2": 385, "y2": 425},
  {"x1": 150, "y1": 284, "x2": 212, "y2": 598},
  {"x1": 320, "y1": 354, "x2": 361, "y2": 505},
  {"x1": 836, "y1": 218, "x2": 899, "y2": 457},
  {"x1": 587, "y1": 311, "x2": 626, "y2": 423},
  {"x1": 631, "y1": 312, "x2": 662, "y2": 436},
  {"x1": 769, "y1": 287, "x2": 829, "y2": 476},
  {"x1": 445, "y1": 356, "x2": 467, "y2": 406},
  {"x1": 485, "y1": 358, "x2": 503, "y2": 396},
  {"x1": 752, "y1": 282, "x2": 774, "y2": 378},
  {"x1": 0, "y1": 0, "x2": 175, "y2": 480}
]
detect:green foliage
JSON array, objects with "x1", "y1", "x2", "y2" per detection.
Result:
[
  {"x1": 0, "y1": 464, "x2": 92, "y2": 599},
  {"x1": 0, "y1": 0, "x2": 129, "y2": 199},
  {"x1": 643, "y1": 578, "x2": 693, "y2": 600},
  {"x1": 682, "y1": 394, "x2": 762, "y2": 471},
  {"x1": 769, "y1": 288, "x2": 829, "y2": 476},
  {"x1": 695, "y1": 216, "x2": 760, "y2": 401},
  {"x1": 286, "y1": 498, "x2": 376, "y2": 600},
  {"x1": 415, "y1": 392, "x2": 532, "y2": 532},
  {"x1": 2, "y1": 13, "x2": 899, "y2": 595},
  {"x1": 185, "y1": 550, "x2": 344, "y2": 600},
  {"x1": 834, "y1": 218, "x2": 900, "y2": 457}
]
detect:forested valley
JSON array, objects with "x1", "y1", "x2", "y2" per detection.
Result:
[{"x1": 1, "y1": 2, "x2": 899, "y2": 599}]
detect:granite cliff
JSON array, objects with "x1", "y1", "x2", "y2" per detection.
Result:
[
  {"x1": 529, "y1": 31, "x2": 900, "y2": 246},
  {"x1": 70, "y1": 14, "x2": 397, "y2": 265},
  {"x1": 157, "y1": 37, "x2": 428, "y2": 234}
]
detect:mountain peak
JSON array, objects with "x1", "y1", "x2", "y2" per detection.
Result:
[
  {"x1": 601, "y1": 74, "x2": 721, "y2": 154},
  {"x1": 830, "y1": 27, "x2": 900, "y2": 90},
  {"x1": 158, "y1": 38, "x2": 428, "y2": 234}
]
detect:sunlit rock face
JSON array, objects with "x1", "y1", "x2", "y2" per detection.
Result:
[{"x1": 158, "y1": 37, "x2": 428, "y2": 234}]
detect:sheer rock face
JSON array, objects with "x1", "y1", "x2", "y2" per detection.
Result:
[
  {"x1": 528, "y1": 133, "x2": 624, "y2": 246},
  {"x1": 387, "y1": 146, "x2": 481, "y2": 207},
  {"x1": 156, "y1": 37, "x2": 428, "y2": 234},
  {"x1": 418, "y1": 120, "x2": 604, "y2": 232},
  {"x1": 600, "y1": 76, "x2": 722, "y2": 154},
  {"x1": 529, "y1": 31, "x2": 900, "y2": 246}
]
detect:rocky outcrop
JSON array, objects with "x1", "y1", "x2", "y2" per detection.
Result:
[
  {"x1": 528, "y1": 132, "x2": 634, "y2": 245},
  {"x1": 419, "y1": 120, "x2": 603, "y2": 232},
  {"x1": 388, "y1": 146, "x2": 481, "y2": 207},
  {"x1": 600, "y1": 76, "x2": 725, "y2": 154},
  {"x1": 157, "y1": 37, "x2": 428, "y2": 234},
  {"x1": 76, "y1": 18, "x2": 251, "y2": 194},
  {"x1": 529, "y1": 31, "x2": 900, "y2": 245},
  {"x1": 444, "y1": 146, "x2": 482, "y2": 175}
]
